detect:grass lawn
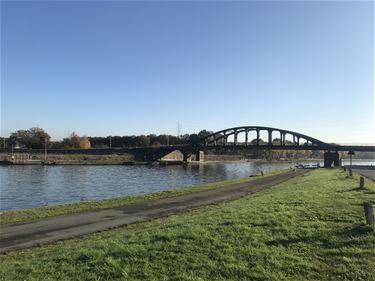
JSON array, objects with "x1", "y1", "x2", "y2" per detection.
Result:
[
  {"x1": 1, "y1": 169, "x2": 374, "y2": 280},
  {"x1": 0, "y1": 169, "x2": 286, "y2": 224}
]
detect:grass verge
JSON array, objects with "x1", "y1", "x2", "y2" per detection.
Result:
[
  {"x1": 0, "y1": 169, "x2": 287, "y2": 224},
  {"x1": 0, "y1": 169, "x2": 374, "y2": 280}
]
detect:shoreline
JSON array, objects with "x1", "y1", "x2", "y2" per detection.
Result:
[
  {"x1": 1, "y1": 159, "x2": 374, "y2": 166},
  {"x1": 0, "y1": 169, "x2": 289, "y2": 224},
  {"x1": 0, "y1": 169, "x2": 308, "y2": 253}
]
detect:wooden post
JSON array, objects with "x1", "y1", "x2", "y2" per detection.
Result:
[
  {"x1": 360, "y1": 177, "x2": 365, "y2": 189},
  {"x1": 343, "y1": 166, "x2": 346, "y2": 172},
  {"x1": 349, "y1": 168, "x2": 352, "y2": 177},
  {"x1": 363, "y1": 202, "x2": 374, "y2": 225}
]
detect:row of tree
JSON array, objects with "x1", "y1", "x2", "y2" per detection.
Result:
[
  {"x1": 1, "y1": 128, "x2": 91, "y2": 149},
  {"x1": 89, "y1": 130, "x2": 213, "y2": 148},
  {"x1": 0, "y1": 128, "x2": 214, "y2": 150}
]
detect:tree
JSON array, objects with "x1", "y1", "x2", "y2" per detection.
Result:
[
  {"x1": 188, "y1": 134, "x2": 200, "y2": 145},
  {"x1": 62, "y1": 133, "x2": 91, "y2": 149},
  {"x1": 198, "y1": 130, "x2": 214, "y2": 139},
  {"x1": 9, "y1": 127, "x2": 50, "y2": 149},
  {"x1": 78, "y1": 136, "x2": 91, "y2": 149},
  {"x1": 137, "y1": 135, "x2": 150, "y2": 147}
]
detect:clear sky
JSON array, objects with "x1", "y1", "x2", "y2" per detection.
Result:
[{"x1": 1, "y1": 0, "x2": 374, "y2": 143}]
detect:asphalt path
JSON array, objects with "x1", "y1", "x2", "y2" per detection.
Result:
[
  {"x1": 0, "y1": 169, "x2": 307, "y2": 253},
  {"x1": 352, "y1": 168, "x2": 375, "y2": 180}
]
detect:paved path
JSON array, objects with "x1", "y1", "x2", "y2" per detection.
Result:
[
  {"x1": 0, "y1": 169, "x2": 307, "y2": 253},
  {"x1": 352, "y1": 168, "x2": 375, "y2": 180}
]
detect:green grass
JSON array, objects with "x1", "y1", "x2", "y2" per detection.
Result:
[
  {"x1": 0, "y1": 169, "x2": 286, "y2": 224},
  {"x1": 1, "y1": 169, "x2": 374, "y2": 281}
]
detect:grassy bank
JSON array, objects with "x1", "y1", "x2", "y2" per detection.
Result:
[
  {"x1": 0, "y1": 170, "x2": 285, "y2": 224},
  {"x1": 1, "y1": 169, "x2": 374, "y2": 280}
]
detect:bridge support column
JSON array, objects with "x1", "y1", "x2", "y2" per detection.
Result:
[
  {"x1": 195, "y1": 150, "x2": 204, "y2": 162},
  {"x1": 183, "y1": 151, "x2": 189, "y2": 163},
  {"x1": 324, "y1": 151, "x2": 339, "y2": 168},
  {"x1": 268, "y1": 130, "x2": 272, "y2": 145}
]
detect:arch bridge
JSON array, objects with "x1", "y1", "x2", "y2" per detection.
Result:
[
  {"x1": 198, "y1": 126, "x2": 333, "y2": 149},
  {"x1": 191, "y1": 126, "x2": 375, "y2": 167}
]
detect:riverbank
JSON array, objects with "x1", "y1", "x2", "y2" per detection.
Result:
[
  {"x1": 0, "y1": 153, "x2": 135, "y2": 165},
  {"x1": 1, "y1": 169, "x2": 374, "y2": 280},
  {"x1": 0, "y1": 169, "x2": 287, "y2": 224},
  {"x1": 0, "y1": 170, "x2": 306, "y2": 253}
]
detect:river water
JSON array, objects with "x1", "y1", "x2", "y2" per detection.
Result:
[{"x1": 1, "y1": 159, "x2": 373, "y2": 211}]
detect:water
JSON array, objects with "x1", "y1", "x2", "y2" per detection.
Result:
[{"x1": 1, "y1": 159, "x2": 373, "y2": 211}]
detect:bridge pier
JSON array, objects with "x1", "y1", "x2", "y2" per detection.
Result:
[
  {"x1": 183, "y1": 151, "x2": 189, "y2": 163},
  {"x1": 195, "y1": 150, "x2": 204, "y2": 162},
  {"x1": 324, "y1": 151, "x2": 339, "y2": 168}
]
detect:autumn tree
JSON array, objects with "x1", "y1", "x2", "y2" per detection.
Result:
[
  {"x1": 9, "y1": 127, "x2": 50, "y2": 149},
  {"x1": 62, "y1": 133, "x2": 91, "y2": 149}
]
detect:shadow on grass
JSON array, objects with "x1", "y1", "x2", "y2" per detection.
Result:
[
  {"x1": 338, "y1": 187, "x2": 363, "y2": 193},
  {"x1": 265, "y1": 225, "x2": 374, "y2": 248},
  {"x1": 335, "y1": 225, "x2": 374, "y2": 237}
]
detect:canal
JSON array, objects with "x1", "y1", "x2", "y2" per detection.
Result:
[{"x1": 1, "y1": 160, "x2": 373, "y2": 211}]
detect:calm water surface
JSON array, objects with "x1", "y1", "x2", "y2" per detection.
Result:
[{"x1": 1, "y1": 160, "x2": 373, "y2": 211}]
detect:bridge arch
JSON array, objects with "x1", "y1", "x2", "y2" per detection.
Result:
[{"x1": 196, "y1": 126, "x2": 334, "y2": 149}]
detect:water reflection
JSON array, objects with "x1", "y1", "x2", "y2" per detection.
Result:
[{"x1": 1, "y1": 159, "x2": 373, "y2": 211}]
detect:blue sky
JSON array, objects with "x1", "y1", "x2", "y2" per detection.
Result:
[{"x1": 1, "y1": 0, "x2": 374, "y2": 143}]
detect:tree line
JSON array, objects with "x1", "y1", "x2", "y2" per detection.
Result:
[
  {"x1": 1, "y1": 128, "x2": 92, "y2": 149},
  {"x1": 0, "y1": 128, "x2": 214, "y2": 149}
]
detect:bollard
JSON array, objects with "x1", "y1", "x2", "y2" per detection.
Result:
[
  {"x1": 363, "y1": 202, "x2": 374, "y2": 225},
  {"x1": 349, "y1": 168, "x2": 352, "y2": 177},
  {"x1": 360, "y1": 177, "x2": 365, "y2": 189}
]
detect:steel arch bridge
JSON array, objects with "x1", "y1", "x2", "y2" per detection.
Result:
[
  {"x1": 190, "y1": 126, "x2": 375, "y2": 167},
  {"x1": 197, "y1": 126, "x2": 334, "y2": 150}
]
